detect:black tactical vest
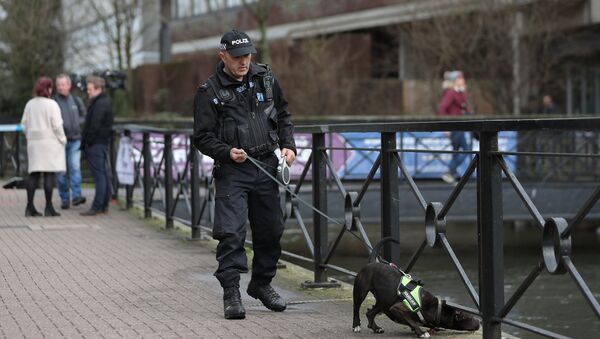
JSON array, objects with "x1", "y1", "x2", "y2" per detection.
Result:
[{"x1": 207, "y1": 64, "x2": 279, "y2": 157}]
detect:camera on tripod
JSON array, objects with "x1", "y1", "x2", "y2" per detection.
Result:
[{"x1": 70, "y1": 70, "x2": 127, "y2": 92}]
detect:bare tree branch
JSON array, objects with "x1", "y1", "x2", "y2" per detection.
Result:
[
  {"x1": 0, "y1": 0, "x2": 64, "y2": 113},
  {"x1": 242, "y1": 0, "x2": 275, "y2": 64}
]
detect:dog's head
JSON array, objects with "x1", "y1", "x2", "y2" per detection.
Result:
[{"x1": 438, "y1": 302, "x2": 480, "y2": 331}]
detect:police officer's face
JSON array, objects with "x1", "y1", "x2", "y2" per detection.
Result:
[{"x1": 220, "y1": 51, "x2": 251, "y2": 81}]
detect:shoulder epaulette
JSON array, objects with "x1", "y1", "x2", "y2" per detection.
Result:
[
  {"x1": 255, "y1": 63, "x2": 272, "y2": 74},
  {"x1": 198, "y1": 83, "x2": 209, "y2": 91}
]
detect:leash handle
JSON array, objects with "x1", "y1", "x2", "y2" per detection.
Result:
[{"x1": 277, "y1": 155, "x2": 291, "y2": 185}]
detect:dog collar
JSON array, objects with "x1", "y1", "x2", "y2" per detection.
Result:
[{"x1": 434, "y1": 297, "x2": 442, "y2": 327}]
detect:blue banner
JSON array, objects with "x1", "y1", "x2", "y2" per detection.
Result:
[{"x1": 338, "y1": 131, "x2": 517, "y2": 179}]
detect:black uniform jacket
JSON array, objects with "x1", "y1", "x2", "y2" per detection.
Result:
[
  {"x1": 82, "y1": 92, "x2": 114, "y2": 146},
  {"x1": 193, "y1": 61, "x2": 296, "y2": 163}
]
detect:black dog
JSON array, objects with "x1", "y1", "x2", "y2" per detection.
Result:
[{"x1": 352, "y1": 238, "x2": 480, "y2": 338}]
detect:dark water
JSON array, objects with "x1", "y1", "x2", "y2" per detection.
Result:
[{"x1": 280, "y1": 222, "x2": 600, "y2": 339}]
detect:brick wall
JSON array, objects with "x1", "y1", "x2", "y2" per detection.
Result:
[
  {"x1": 133, "y1": 31, "x2": 407, "y2": 117},
  {"x1": 171, "y1": 0, "x2": 410, "y2": 43}
]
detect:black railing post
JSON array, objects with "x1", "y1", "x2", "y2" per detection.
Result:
[
  {"x1": 190, "y1": 136, "x2": 201, "y2": 239},
  {"x1": 477, "y1": 131, "x2": 504, "y2": 339},
  {"x1": 381, "y1": 132, "x2": 400, "y2": 263},
  {"x1": 15, "y1": 133, "x2": 21, "y2": 176},
  {"x1": 110, "y1": 131, "x2": 118, "y2": 200},
  {"x1": 0, "y1": 132, "x2": 4, "y2": 177},
  {"x1": 126, "y1": 185, "x2": 133, "y2": 209},
  {"x1": 123, "y1": 130, "x2": 133, "y2": 209},
  {"x1": 143, "y1": 132, "x2": 152, "y2": 218},
  {"x1": 164, "y1": 133, "x2": 174, "y2": 229},
  {"x1": 312, "y1": 132, "x2": 328, "y2": 283}
]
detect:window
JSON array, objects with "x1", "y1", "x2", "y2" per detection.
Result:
[
  {"x1": 173, "y1": 0, "x2": 256, "y2": 19},
  {"x1": 208, "y1": 0, "x2": 220, "y2": 11},
  {"x1": 193, "y1": 0, "x2": 207, "y2": 15},
  {"x1": 178, "y1": 0, "x2": 192, "y2": 18}
]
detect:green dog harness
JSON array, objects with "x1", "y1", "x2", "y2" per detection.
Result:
[
  {"x1": 396, "y1": 274, "x2": 428, "y2": 324},
  {"x1": 397, "y1": 275, "x2": 422, "y2": 312}
]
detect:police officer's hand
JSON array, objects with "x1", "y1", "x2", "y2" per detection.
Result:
[
  {"x1": 281, "y1": 148, "x2": 296, "y2": 165},
  {"x1": 230, "y1": 148, "x2": 247, "y2": 163}
]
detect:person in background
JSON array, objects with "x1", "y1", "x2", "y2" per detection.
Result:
[
  {"x1": 437, "y1": 71, "x2": 472, "y2": 184},
  {"x1": 541, "y1": 94, "x2": 558, "y2": 114},
  {"x1": 54, "y1": 74, "x2": 87, "y2": 210},
  {"x1": 21, "y1": 76, "x2": 67, "y2": 217},
  {"x1": 80, "y1": 75, "x2": 114, "y2": 216}
]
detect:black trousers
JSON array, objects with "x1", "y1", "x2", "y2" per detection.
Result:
[
  {"x1": 85, "y1": 144, "x2": 112, "y2": 212},
  {"x1": 212, "y1": 154, "x2": 284, "y2": 289},
  {"x1": 26, "y1": 172, "x2": 55, "y2": 207}
]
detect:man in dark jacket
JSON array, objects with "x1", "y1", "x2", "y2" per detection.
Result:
[
  {"x1": 80, "y1": 75, "x2": 114, "y2": 216},
  {"x1": 193, "y1": 29, "x2": 296, "y2": 320},
  {"x1": 54, "y1": 74, "x2": 87, "y2": 210}
]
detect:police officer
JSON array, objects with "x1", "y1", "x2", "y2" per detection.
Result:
[{"x1": 193, "y1": 30, "x2": 296, "y2": 320}]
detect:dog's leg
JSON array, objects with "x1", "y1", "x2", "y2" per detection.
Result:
[
  {"x1": 352, "y1": 277, "x2": 370, "y2": 332},
  {"x1": 366, "y1": 303, "x2": 385, "y2": 333},
  {"x1": 389, "y1": 303, "x2": 429, "y2": 338}
]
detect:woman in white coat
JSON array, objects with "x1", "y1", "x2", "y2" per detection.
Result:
[{"x1": 21, "y1": 76, "x2": 67, "y2": 217}]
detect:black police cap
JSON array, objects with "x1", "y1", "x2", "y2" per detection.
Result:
[{"x1": 219, "y1": 29, "x2": 257, "y2": 57}]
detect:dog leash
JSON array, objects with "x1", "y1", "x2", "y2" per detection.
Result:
[
  {"x1": 242, "y1": 151, "x2": 394, "y2": 257},
  {"x1": 242, "y1": 151, "x2": 343, "y2": 226},
  {"x1": 243, "y1": 151, "x2": 430, "y2": 298},
  {"x1": 236, "y1": 151, "x2": 445, "y2": 328}
]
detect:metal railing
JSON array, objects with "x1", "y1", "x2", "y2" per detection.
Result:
[
  {"x1": 2, "y1": 118, "x2": 599, "y2": 338},
  {"x1": 0, "y1": 124, "x2": 24, "y2": 177},
  {"x1": 108, "y1": 118, "x2": 599, "y2": 339}
]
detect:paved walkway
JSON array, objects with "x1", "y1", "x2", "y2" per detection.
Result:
[{"x1": 0, "y1": 185, "x2": 477, "y2": 338}]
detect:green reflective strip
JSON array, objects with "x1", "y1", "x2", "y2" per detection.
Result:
[
  {"x1": 412, "y1": 286, "x2": 421, "y2": 309},
  {"x1": 400, "y1": 276, "x2": 422, "y2": 312}
]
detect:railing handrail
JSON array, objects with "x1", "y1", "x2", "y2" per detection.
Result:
[
  {"x1": 296, "y1": 117, "x2": 600, "y2": 133},
  {"x1": 113, "y1": 123, "x2": 191, "y2": 135},
  {"x1": 113, "y1": 117, "x2": 600, "y2": 135},
  {"x1": 0, "y1": 124, "x2": 22, "y2": 132}
]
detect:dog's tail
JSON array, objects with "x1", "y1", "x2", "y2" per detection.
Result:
[{"x1": 368, "y1": 237, "x2": 399, "y2": 263}]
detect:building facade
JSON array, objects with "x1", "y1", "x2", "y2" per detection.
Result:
[{"x1": 129, "y1": 0, "x2": 600, "y2": 117}]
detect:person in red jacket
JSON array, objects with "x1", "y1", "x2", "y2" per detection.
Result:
[{"x1": 437, "y1": 71, "x2": 472, "y2": 184}]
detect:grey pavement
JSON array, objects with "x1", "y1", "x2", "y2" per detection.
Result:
[{"x1": 0, "y1": 185, "x2": 479, "y2": 338}]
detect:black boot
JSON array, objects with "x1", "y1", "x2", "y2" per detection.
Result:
[
  {"x1": 223, "y1": 287, "x2": 245, "y2": 319},
  {"x1": 25, "y1": 204, "x2": 42, "y2": 217},
  {"x1": 247, "y1": 282, "x2": 286, "y2": 312},
  {"x1": 44, "y1": 204, "x2": 60, "y2": 217}
]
